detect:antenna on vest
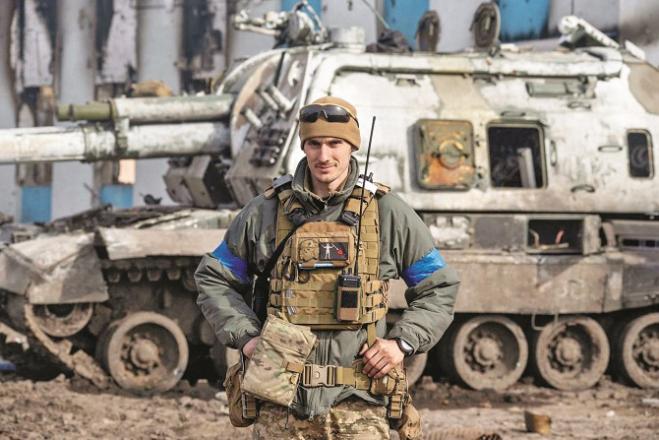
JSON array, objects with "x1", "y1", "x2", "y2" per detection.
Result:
[
  {"x1": 354, "y1": 116, "x2": 376, "y2": 276},
  {"x1": 337, "y1": 116, "x2": 375, "y2": 323}
]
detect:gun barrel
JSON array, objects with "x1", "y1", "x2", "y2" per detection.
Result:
[
  {"x1": 57, "y1": 94, "x2": 233, "y2": 124},
  {"x1": 0, "y1": 122, "x2": 230, "y2": 164}
]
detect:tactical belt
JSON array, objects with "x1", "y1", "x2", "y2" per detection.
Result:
[
  {"x1": 284, "y1": 361, "x2": 371, "y2": 390},
  {"x1": 287, "y1": 360, "x2": 406, "y2": 419}
]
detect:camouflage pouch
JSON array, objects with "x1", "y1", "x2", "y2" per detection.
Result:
[
  {"x1": 394, "y1": 394, "x2": 422, "y2": 440},
  {"x1": 223, "y1": 358, "x2": 257, "y2": 427},
  {"x1": 370, "y1": 364, "x2": 406, "y2": 397},
  {"x1": 242, "y1": 315, "x2": 317, "y2": 406}
]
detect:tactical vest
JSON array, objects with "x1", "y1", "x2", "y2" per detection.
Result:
[
  {"x1": 258, "y1": 176, "x2": 408, "y2": 420},
  {"x1": 263, "y1": 176, "x2": 389, "y2": 330}
]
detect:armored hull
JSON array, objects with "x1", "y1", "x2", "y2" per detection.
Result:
[{"x1": 1, "y1": 21, "x2": 658, "y2": 392}]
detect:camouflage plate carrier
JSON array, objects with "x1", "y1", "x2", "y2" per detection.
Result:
[{"x1": 254, "y1": 175, "x2": 408, "y2": 420}]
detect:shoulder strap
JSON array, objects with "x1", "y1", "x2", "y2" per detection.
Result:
[
  {"x1": 341, "y1": 179, "x2": 376, "y2": 226},
  {"x1": 375, "y1": 182, "x2": 390, "y2": 196},
  {"x1": 252, "y1": 194, "x2": 303, "y2": 324},
  {"x1": 263, "y1": 174, "x2": 293, "y2": 200}
]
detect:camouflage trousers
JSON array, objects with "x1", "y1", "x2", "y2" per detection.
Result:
[{"x1": 252, "y1": 398, "x2": 390, "y2": 440}]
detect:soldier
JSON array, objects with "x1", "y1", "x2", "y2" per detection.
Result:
[{"x1": 195, "y1": 96, "x2": 459, "y2": 439}]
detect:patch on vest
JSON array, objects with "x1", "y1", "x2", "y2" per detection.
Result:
[{"x1": 318, "y1": 242, "x2": 349, "y2": 260}]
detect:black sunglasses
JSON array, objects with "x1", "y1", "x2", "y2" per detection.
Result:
[{"x1": 299, "y1": 104, "x2": 359, "y2": 127}]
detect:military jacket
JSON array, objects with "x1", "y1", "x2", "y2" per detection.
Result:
[{"x1": 195, "y1": 156, "x2": 459, "y2": 419}]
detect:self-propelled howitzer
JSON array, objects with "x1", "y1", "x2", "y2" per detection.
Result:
[{"x1": 1, "y1": 16, "x2": 658, "y2": 393}]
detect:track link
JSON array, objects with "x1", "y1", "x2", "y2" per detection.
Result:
[{"x1": 23, "y1": 304, "x2": 109, "y2": 388}]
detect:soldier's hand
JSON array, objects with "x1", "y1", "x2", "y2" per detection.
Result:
[
  {"x1": 242, "y1": 336, "x2": 260, "y2": 358},
  {"x1": 359, "y1": 338, "x2": 404, "y2": 379}
]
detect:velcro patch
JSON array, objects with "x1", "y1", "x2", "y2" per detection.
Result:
[{"x1": 318, "y1": 242, "x2": 349, "y2": 260}]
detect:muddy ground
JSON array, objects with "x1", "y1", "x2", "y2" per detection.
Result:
[{"x1": 1, "y1": 372, "x2": 658, "y2": 440}]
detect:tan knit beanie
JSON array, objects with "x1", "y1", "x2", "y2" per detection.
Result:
[{"x1": 299, "y1": 96, "x2": 361, "y2": 150}]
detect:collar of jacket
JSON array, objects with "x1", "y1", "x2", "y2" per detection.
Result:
[{"x1": 291, "y1": 156, "x2": 359, "y2": 215}]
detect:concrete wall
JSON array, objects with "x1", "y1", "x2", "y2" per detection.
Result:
[
  {"x1": 0, "y1": 0, "x2": 18, "y2": 221},
  {"x1": 619, "y1": 0, "x2": 659, "y2": 66},
  {"x1": 548, "y1": 0, "x2": 619, "y2": 34},
  {"x1": 51, "y1": 0, "x2": 96, "y2": 219},
  {"x1": 428, "y1": 0, "x2": 482, "y2": 52},
  {"x1": 322, "y1": 0, "x2": 378, "y2": 45},
  {"x1": 133, "y1": 0, "x2": 185, "y2": 208}
]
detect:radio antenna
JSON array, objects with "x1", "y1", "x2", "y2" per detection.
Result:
[{"x1": 354, "y1": 116, "x2": 376, "y2": 275}]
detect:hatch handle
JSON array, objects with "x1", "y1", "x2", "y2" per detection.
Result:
[
  {"x1": 597, "y1": 145, "x2": 623, "y2": 153},
  {"x1": 570, "y1": 184, "x2": 596, "y2": 193},
  {"x1": 549, "y1": 140, "x2": 558, "y2": 166}
]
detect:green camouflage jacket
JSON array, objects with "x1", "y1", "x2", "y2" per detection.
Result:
[{"x1": 195, "y1": 156, "x2": 459, "y2": 419}]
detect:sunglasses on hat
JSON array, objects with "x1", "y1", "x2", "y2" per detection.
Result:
[{"x1": 299, "y1": 104, "x2": 359, "y2": 127}]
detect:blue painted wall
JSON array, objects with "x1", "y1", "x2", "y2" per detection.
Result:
[
  {"x1": 282, "y1": 0, "x2": 322, "y2": 16},
  {"x1": 498, "y1": 0, "x2": 551, "y2": 41},
  {"x1": 100, "y1": 185, "x2": 133, "y2": 209},
  {"x1": 21, "y1": 186, "x2": 52, "y2": 223},
  {"x1": 384, "y1": 0, "x2": 429, "y2": 49}
]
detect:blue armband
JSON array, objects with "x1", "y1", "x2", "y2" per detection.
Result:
[
  {"x1": 402, "y1": 248, "x2": 446, "y2": 287},
  {"x1": 211, "y1": 241, "x2": 250, "y2": 285}
]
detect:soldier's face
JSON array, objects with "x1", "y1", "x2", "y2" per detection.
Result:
[{"x1": 303, "y1": 137, "x2": 353, "y2": 187}]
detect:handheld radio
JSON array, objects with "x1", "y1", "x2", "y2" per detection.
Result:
[{"x1": 337, "y1": 116, "x2": 376, "y2": 322}]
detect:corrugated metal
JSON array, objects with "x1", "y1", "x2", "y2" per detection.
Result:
[
  {"x1": 100, "y1": 184, "x2": 133, "y2": 209},
  {"x1": 384, "y1": 0, "x2": 429, "y2": 49},
  {"x1": 20, "y1": 186, "x2": 51, "y2": 223},
  {"x1": 499, "y1": 0, "x2": 551, "y2": 41}
]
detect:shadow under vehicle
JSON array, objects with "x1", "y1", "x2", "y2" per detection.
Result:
[{"x1": 0, "y1": 6, "x2": 658, "y2": 393}]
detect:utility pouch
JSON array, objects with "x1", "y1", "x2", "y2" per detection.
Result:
[
  {"x1": 223, "y1": 357, "x2": 257, "y2": 427},
  {"x1": 336, "y1": 274, "x2": 361, "y2": 321},
  {"x1": 392, "y1": 394, "x2": 422, "y2": 440},
  {"x1": 242, "y1": 315, "x2": 317, "y2": 406},
  {"x1": 369, "y1": 363, "x2": 405, "y2": 397}
]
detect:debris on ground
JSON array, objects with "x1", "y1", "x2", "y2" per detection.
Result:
[
  {"x1": 523, "y1": 410, "x2": 551, "y2": 434},
  {"x1": 1, "y1": 374, "x2": 658, "y2": 439}
]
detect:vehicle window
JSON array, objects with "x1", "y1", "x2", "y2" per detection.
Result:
[
  {"x1": 488, "y1": 124, "x2": 545, "y2": 188},
  {"x1": 414, "y1": 119, "x2": 475, "y2": 190},
  {"x1": 627, "y1": 130, "x2": 654, "y2": 178}
]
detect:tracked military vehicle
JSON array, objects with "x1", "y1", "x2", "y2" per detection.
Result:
[{"x1": 0, "y1": 8, "x2": 658, "y2": 393}]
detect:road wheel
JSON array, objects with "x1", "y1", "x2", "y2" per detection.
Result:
[
  {"x1": 30, "y1": 303, "x2": 94, "y2": 337},
  {"x1": 101, "y1": 312, "x2": 188, "y2": 393},
  {"x1": 613, "y1": 313, "x2": 659, "y2": 389},
  {"x1": 446, "y1": 315, "x2": 528, "y2": 390},
  {"x1": 531, "y1": 316, "x2": 609, "y2": 390}
]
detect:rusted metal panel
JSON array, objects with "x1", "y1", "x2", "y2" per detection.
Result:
[
  {"x1": 414, "y1": 119, "x2": 475, "y2": 189},
  {"x1": 28, "y1": 245, "x2": 108, "y2": 305},
  {"x1": 98, "y1": 227, "x2": 226, "y2": 260},
  {"x1": 620, "y1": 250, "x2": 659, "y2": 308},
  {"x1": 602, "y1": 252, "x2": 625, "y2": 312},
  {"x1": 447, "y1": 253, "x2": 609, "y2": 314},
  {"x1": 97, "y1": 0, "x2": 137, "y2": 84},
  {"x1": 611, "y1": 219, "x2": 659, "y2": 239},
  {"x1": 0, "y1": 246, "x2": 42, "y2": 295},
  {"x1": 535, "y1": 255, "x2": 609, "y2": 313},
  {"x1": 0, "y1": 233, "x2": 108, "y2": 304}
]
